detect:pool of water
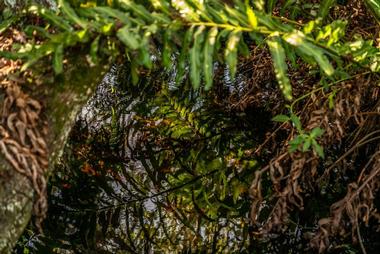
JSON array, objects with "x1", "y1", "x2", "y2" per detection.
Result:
[{"x1": 15, "y1": 64, "x2": 266, "y2": 253}]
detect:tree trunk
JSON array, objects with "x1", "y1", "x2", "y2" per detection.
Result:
[{"x1": 0, "y1": 52, "x2": 109, "y2": 252}]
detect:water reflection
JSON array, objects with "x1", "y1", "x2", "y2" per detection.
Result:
[{"x1": 16, "y1": 64, "x2": 262, "y2": 253}]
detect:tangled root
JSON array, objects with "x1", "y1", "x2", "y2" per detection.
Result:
[{"x1": 0, "y1": 29, "x2": 48, "y2": 231}]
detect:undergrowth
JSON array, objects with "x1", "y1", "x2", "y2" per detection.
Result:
[{"x1": 1, "y1": 0, "x2": 380, "y2": 253}]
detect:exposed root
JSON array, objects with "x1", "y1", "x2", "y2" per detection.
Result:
[{"x1": 0, "y1": 28, "x2": 48, "y2": 231}]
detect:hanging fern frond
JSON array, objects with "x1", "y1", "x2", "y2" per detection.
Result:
[
  {"x1": 283, "y1": 31, "x2": 335, "y2": 76},
  {"x1": 190, "y1": 25, "x2": 206, "y2": 89},
  {"x1": 203, "y1": 26, "x2": 218, "y2": 90},
  {"x1": 267, "y1": 36, "x2": 292, "y2": 100},
  {"x1": 224, "y1": 30, "x2": 241, "y2": 80},
  {"x1": 2, "y1": 0, "x2": 380, "y2": 98},
  {"x1": 364, "y1": 0, "x2": 380, "y2": 23}
]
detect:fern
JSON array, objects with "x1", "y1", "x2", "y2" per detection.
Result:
[
  {"x1": 2, "y1": 0, "x2": 380, "y2": 100},
  {"x1": 364, "y1": 0, "x2": 380, "y2": 22},
  {"x1": 267, "y1": 36, "x2": 292, "y2": 100}
]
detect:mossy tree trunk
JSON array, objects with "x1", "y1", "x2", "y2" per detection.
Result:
[{"x1": 0, "y1": 52, "x2": 109, "y2": 252}]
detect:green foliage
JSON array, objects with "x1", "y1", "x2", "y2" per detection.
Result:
[
  {"x1": 364, "y1": 0, "x2": 380, "y2": 22},
  {"x1": 289, "y1": 127, "x2": 325, "y2": 158},
  {"x1": 2, "y1": 0, "x2": 380, "y2": 101},
  {"x1": 267, "y1": 35, "x2": 292, "y2": 100},
  {"x1": 124, "y1": 80, "x2": 257, "y2": 251},
  {"x1": 203, "y1": 26, "x2": 218, "y2": 90},
  {"x1": 15, "y1": 70, "x2": 258, "y2": 252},
  {"x1": 7, "y1": 1, "x2": 380, "y2": 252},
  {"x1": 318, "y1": 0, "x2": 335, "y2": 19},
  {"x1": 273, "y1": 112, "x2": 325, "y2": 158},
  {"x1": 0, "y1": 13, "x2": 18, "y2": 34}
]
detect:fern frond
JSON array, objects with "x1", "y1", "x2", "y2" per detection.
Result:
[
  {"x1": 190, "y1": 25, "x2": 206, "y2": 89},
  {"x1": 267, "y1": 36, "x2": 292, "y2": 101},
  {"x1": 203, "y1": 27, "x2": 218, "y2": 90},
  {"x1": 5, "y1": 0, "x2": 380, "y2": 99}
]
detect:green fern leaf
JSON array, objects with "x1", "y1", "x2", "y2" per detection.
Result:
[
  {"x1": 267, "y1": 36, "x2": 292, "y2": 100},
  {"x1": 28, "y1": 6, "x2": 72, "y2": 31},
  {"x1": 267, "y1": 0, "x2": 278, "y2": 13},
  {"x1": 92, "y1": 6, "x2": 131, "y2": 25},
  {"x1": 53, "y1": 44, "x2": 64, "y2": 74},
  {"x1": 203, "y1": 27, "x2": 218, "y2": 90},
  {"x1": 90, "y1": 36, "x2": 100, "y2": 64},
  {"x1": 163, "y1": 30, "x2": 172, "y2": 68},
  {"x1": 117, "y1": 26, "x2": 140, "y2": 50},
  {"x1": 225, "y1": 30, "x2": 241, "y2": 80},
  {"x1": 284, "y1": 31, "x2": 334, "y2": 76},
  {"x1": 190, "y1": 26, "x2": 206, "y2": 89},
  {"x1": 119, "y1": 0, "x2": 153, "y2": 22},
  {"x1": 318, "y1": 0, "x2": 335, "y2": 19},
  {"x1": 364, "y1": 0, "x2": 380, "y2": 22},
  {"x1": 59, "y1": 0, "x2": 88, "y2": 28},
  {"x1": 176, "y1": 27, "x2": 194, "y2": 83}
]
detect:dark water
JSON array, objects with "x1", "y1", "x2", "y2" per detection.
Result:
[
  {"x1": 15, "y1": 63, "x2": 378, "y2": 254},
  {"x1": 15, "y1": 65, "x2": 267, "y2": 253}
]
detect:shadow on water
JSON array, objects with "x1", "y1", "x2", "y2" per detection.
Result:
[{"x1": 14, "y1": 64, "x2": 286, "y2": 253}]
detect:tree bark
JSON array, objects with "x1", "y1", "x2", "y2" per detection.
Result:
[{"x1": 0, "y1": 54, "x2": 109, "y2": 252}]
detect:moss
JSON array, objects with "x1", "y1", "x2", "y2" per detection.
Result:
[
  {"x1": 45, "y1": 56, "x2": 109, "y2": 170},
  {"x1": 0, "y1": 55, "x2": 109, "y2": 252},
  {"x1": 0, "y1": 165, "x2": 33, "y2": 253}
]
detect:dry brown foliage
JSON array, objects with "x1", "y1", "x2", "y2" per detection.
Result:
[{"x1": 244, "y1": 65, "x2": 380, "y2": 253}]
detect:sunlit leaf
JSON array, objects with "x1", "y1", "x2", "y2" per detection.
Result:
[
  {"x1": 267, "y1": 36, "x2": 292, "y2": 100},
  {"x1": 176, "y1": 27, "x2": 194, "y2": 83},
  {"x1": 318, "y1": 0, "x2": 335, "y2": 19},
  {"x1": 246, "y1": 7, "x2": 258, "y2": 29},
  {"x1": 117, "y1": 26, "x2": 140, "y2": 50},
  {"x1": 59, "y1": 0, "x2": 88, "y2": 28},
  {"x1": 272, "y1": 114, "x2": 290, "y2": 122},
  {"x1": 190, "y1": 25, "x2": 205, "y2": 89},
  {"x1": 253, "y1": 0, "x2": 265, "y2": 11},
  {"x1": 364, "y1": 0, "x2": 380, "y2": 23},
  {"x1": 303, "y1": 20, "x2": 316, "y2": 34},
  {"x1": 203, "y1": 27, "x2": 218, "y2": 90},
  {"x1": 53, "y1": 44, "x2": 64, "y2": 74},
  {"x1": 225, "y1": 30, "x2": 241, "y2": 80},
  {"x1": 284, "y1": 31, "x2": 334, "y2": 76}
]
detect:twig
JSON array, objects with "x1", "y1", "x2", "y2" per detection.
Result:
[
  {"x1": 356, "y1": 208, "x2": 367, "y2": 254},
  {"x1": 68, "y1": 169, "x2": 219, "y2": 213},
  {"x1": 319, "y1": 131, "x2": 380, "y2": 181},
  {"x1": 254, "y1": 122, "x2": 287, "y2": 155}
]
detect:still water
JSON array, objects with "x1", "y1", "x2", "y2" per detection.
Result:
[{"x1": 16, "y1": 65, "x2": 263, "y2": 253}]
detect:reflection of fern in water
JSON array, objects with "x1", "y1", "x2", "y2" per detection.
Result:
[
  {"x1": 99, "y1": 82, "x2": 259, "y2": 252},
  {"x1": 16, "y1": 72, "x2": 259, "y2": 252}
]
